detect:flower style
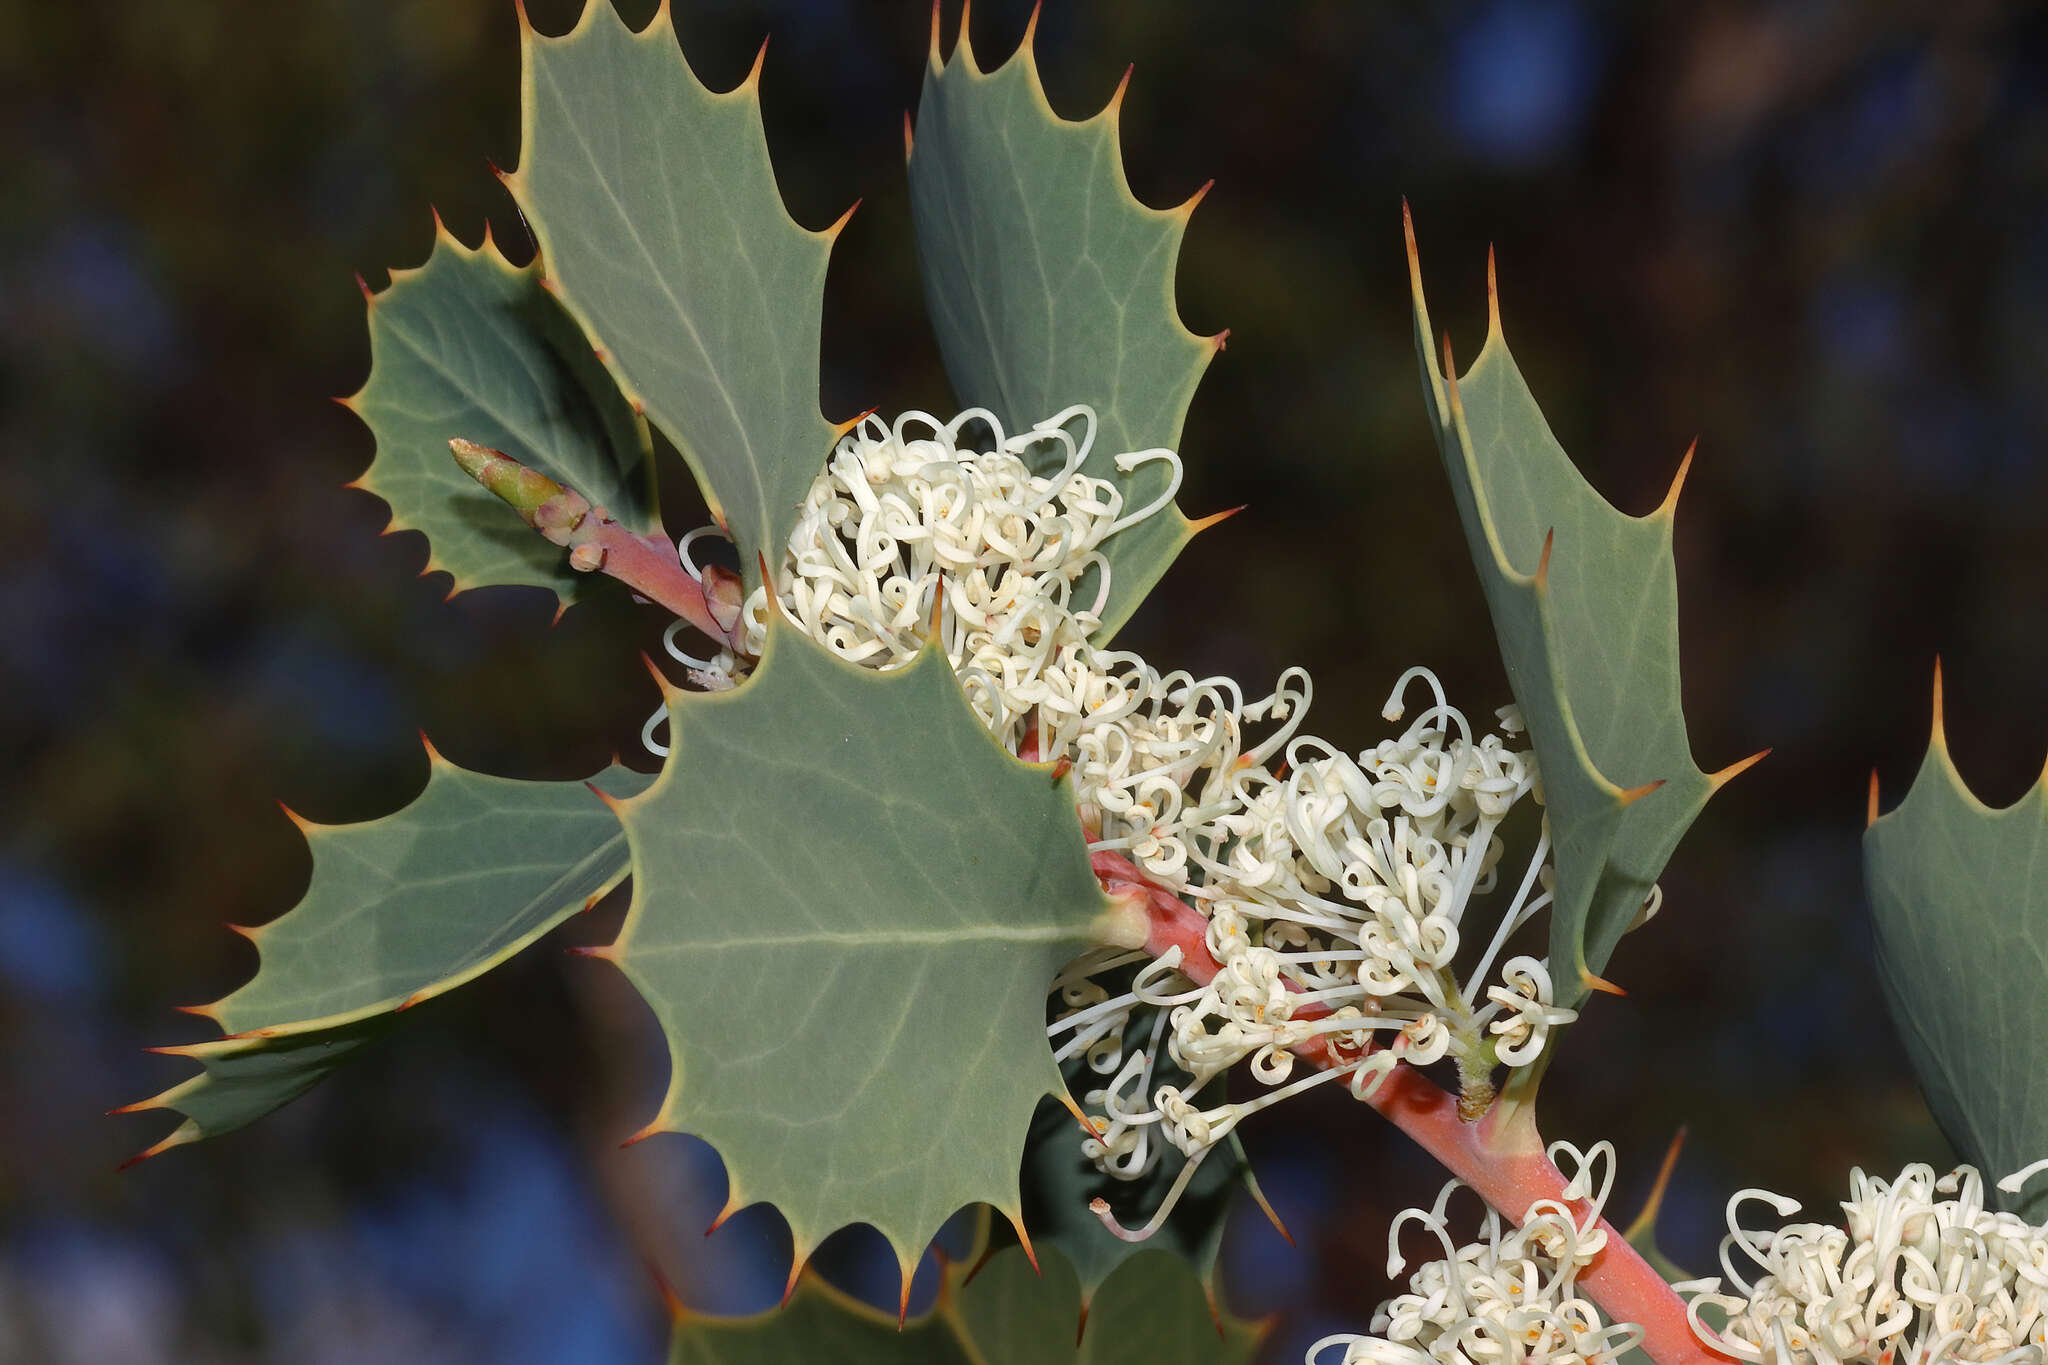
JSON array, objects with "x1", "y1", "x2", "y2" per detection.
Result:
[
  {"x1": 1308, "y1": 1141, "x2": 1647, "y2": 1365},
  {"x1": 1677, "y1": 1162, "x2": 2048, "y2": 1365},
  {"x1": 649, "y1": 404, "x2": 1580, "y2": 1226}
]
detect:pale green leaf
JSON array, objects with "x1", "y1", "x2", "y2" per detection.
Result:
[
  {"x1": 908, "y1": 18, "x2": 1222, "y2": 640},
  {"x1": 346, "y1": 221, "x2": 654, "y2": 605},
  {"x1": 120, "y1": 758, "x2": 647, "y2": 1161},
  {"x1": 508, "y1": 2, "x2": 841, "y2": 587},
  {"x1": 1406, "y1": 222, "x2": 1751, "y2": 1010},
  {"x1": 666, "y1": 1244, "x2": 1260, "y2": 1365},
  {"x1": 610, "y1": 622, "x2": 1109, "y2": 1267},
  {"x1": 1866, "y1": 687, "x2": 2048, "y2": 1221}
]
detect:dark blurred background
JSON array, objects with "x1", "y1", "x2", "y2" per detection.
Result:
[{"x1": 4, "y1": 0, "x2": 2046, "y2": 1359}]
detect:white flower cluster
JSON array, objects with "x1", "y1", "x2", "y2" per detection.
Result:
[
  {"x1": 650, "y1": 405, "x2": 1571, "y2": 1221},
  {"x1": 1679, "y1": 1162, "x2": 2048, "y2": 1365},
  {"x1": 1309, "y1": 1141, "x2": 1645, "y2": 1365}
]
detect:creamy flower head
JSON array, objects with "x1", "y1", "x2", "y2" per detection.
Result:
[
  {"x1": 1678, "y1": 1162, "x2": 2048, "y2": 1365},
  {"x1": 1308, "y1": 1142, "x2": 1645, "y2": 1365}
]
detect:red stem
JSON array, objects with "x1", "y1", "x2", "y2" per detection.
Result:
[{"x1": 1092, "y1": 851, "x2": 1732, "y2": 1365}]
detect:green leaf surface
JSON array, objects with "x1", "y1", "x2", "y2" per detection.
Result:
[
  {"x1": 507, "y1": 2, "x2": 842, "y2": 587},
  {"x1": 1866, "y1": 686, "x2": 2048, "y2": 1221},
  {"x1": 611, "y1": 621, "x2": 1109, "y2": 1268},
  {"x1": 121, "y1": 756, "x2": 647, "y2": 1162},
  {"x1": 345, "y1": 221, "x2": 654, "y2": 606},
  {"x1": 667, "y1": 1245, "x2": 1261, "y2": 1365},
  {"x1": 907, "y1": 16, "x2": 1222, "y2": 640},
  {"x1": 1406, "y1": 221, "x2": 1747, "y2": 1010}
]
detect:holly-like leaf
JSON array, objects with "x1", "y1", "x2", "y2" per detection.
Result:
[
  {"x1": 1405, "y1": 214, "x2": 1760, "y2": 1010},
  {"x1": 605, "y1": 621, "x2": 1111, "y2": 1274},
  {"x1": 667, "y1": 1243, "x2": 1262, "y2": 1365},
  {"x1": 1865, "y1": 669, "x2": 2048, "y2": 1221},
  {"x1": 505, "y1": 1, "x2": 846, "y2": 588},
  {"x1": 907, "y1": 11, "x2": 1225, "y2": 641},
  {"x1": 117, "y1": 752, "x2": 648, "y2": 1163},
  {"x1": 343, "y1": 219, "x2": 655, "y2": 607}
]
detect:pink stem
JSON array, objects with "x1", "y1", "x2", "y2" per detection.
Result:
[{"x1": 1092, "y1": 852, "x2": 1733, "y2": 1365}]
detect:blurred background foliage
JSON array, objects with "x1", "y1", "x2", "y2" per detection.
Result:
[{"x1": 3, "y1": 0, "x2": 2046, "y2": 1360}]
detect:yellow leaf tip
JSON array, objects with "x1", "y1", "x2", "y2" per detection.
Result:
[
  {"x1": 1486, "y1": 243, "x2": 1500, "y2": 337},
  {"x1": 1187, "y1": 504, "x2": 1244, "y2": 535},
  {"x1": 1868, "y1": 768, "x2": 1882, "y2": 828},
  {"x1": 1710, "y1": 747, "x2": 1770, "y2": 789},
  {"x1": 1931, "y1": 656, "x2": 1948, "y2": 751},
  {"x1": 1617, "y1": 777, "x2": 1665, "y2": 807},
  {"x1": 1581, "y1": 967, "x2": 1627, "y2": 997}
]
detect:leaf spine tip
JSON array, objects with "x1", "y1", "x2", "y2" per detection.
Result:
[
  {"x1": 705, "y1": 1190, "x2": 743, "y2": 1236},
  {"x1": 1004, "y1": 1208, "x2": 1041, "y2": 1275},
  {"x1": 781, "y1": 1251, "x2": 807, "y2": 1307},
  {"x1": 639, "y1": 651, "x2": 682, "y2": 703},
  {"x1": 645, "y1": 1258, "x2": 687, "y2": 1319},
  {"x1": 117, "y1": 1133, "x2": 184, "y2": 1173},
  {"x1": 833, "y1": 406, "x2": 878, "y2": 440},
  {"x1": 1633, "y1": 1125, "x2": 1687, "y2": 1232},
  {"x1": 1616, "y1": 776, "x2": 1665, "y2": 807},
  {"x1": 1021, "y1": 0, "x2": 1041, "y2": 50},
  {"x1": 1211, "y1": 326, "x2": 1231, "y2": 351},
  {"x1": 1710, "y1": 746, "x2": 1771, "y2": 788},
  {"x1": 1247, "y1": 1176, "x2": 1295, "y2": 1245},
  {"x1": 1204, "y1": 1287, "x2": 1228, "y2": 1342},
  {"x1": 1402, "y1": 200, "x2": 1426, "y2": 305},
  {"x1": 393, "y1": 988, "x2": 429, "y2": 1013},
  {"x1": 743, "y1": 34, "x2": 769, "y2": 92},
  {"x1": 620, "y1": 1117, "x2": 663, "y2": 1147},
  {"x1": 1930, "y1": 656, "x2": 1948, "y2": 750},
  {"x1": 1176, "y1": 178, "x2": 1215, "y2": 219},
  {"x1": 926, "y1": 572, "x2": 946, "y2": 642},
  {"x1": 354, "y1": 272, "x2": 376, "y2": 306},
  {"x1": 1486, "y1": 243, "x2": 1501, "y2": 339},
  {"x1": 106, "y1": 1097, "x2": 158, "y2": 1117},
  {"x1": 1659, "y1": 439, "x2": 1697, "y2": 518},
  {"x1": 417, "y1": 729, "x2": 448, "y2": 766},
  {"x1": 756, "y1": 552, "x2": 783, "y2": 616},
  {"x1": 1187, "y1": 503, "x2": 1244, "y2": 535},
  {"x1": 1056, "y1": 1089, "x2": 1102, "y2": 1138},
  {"x1": 1581, "y1": 967, "x2": 1627, "y2": 996},
  {"x1": 1534, "y1": 527, "x2": 1555, "y2": 589},
  {"x1": 1106, "y1": 63, "x2": 1133, "y2": 120},
  {"x1": 902, "y1": 110, "x2": 914, "y2": 160},
  {"x1": 928, "y1": 0, "x2": 941, "y2": 65},
  {"x1": 144, "y1": 1042, "x2": 206, "y2": 1058},
  {"x1": 896, "y1": 1264, "x2": 915, "y2": 1329},
  {"x1": 173, "y1": 1002, "x2": 221, "y2": 1023},
  {"x1": 276, "y1": 800, "x2": 319, "y2": 837},
  {"x1": 1867, "y1": 768, "x2": 1882, "y2": 827},
  {"x1": 549, "y1": 598, "x2": 569, "y2": 629},
  {"x1": 824, "y1": 197, "x2": 861, "y2": 240},
  {"x1": 1076, "y1": 1302, "x2": 1091, "y2": 1347}
]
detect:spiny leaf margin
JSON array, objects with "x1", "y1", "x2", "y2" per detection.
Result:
[
  {"x1": 607, "y1": 618, "x2": 1112, "y2": 1272},
  {"x1": 907, "y1": 7, "x2": 1227, "y2": 641},
  {"x1": 1405, "y1": 211, "x2": 1755, "y2": 1011},
  {"x1": 118, "y1": 753, "x2": 647, "y2": 1162},
  {"x1": 504, "y1": 0, "x2": 847, "y2": 590},
  {"x1": 1865, "y1": 670, "x2": 2048, "y2": 1221},
  {"x1": 342, "y1": 215, "x2": 655, "y2": 608}
]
